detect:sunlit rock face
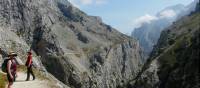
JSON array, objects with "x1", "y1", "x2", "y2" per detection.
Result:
[{"x1": 0, "y1": 0, "x2": 144, "y2": 88}]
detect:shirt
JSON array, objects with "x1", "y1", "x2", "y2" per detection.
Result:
[{"x1": 27, "y1": 55, "x2": 33, "y2": 66}]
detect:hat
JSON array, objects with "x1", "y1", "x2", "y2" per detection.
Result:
[
  {"x1": 8, "y1": 51, "x2": 17, "y2": 56},
  {"x1": 27, "y1": 51, "x2": 32, "y2": 54}
]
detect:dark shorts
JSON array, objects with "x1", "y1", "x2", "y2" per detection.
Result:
[{"x1": 7, "y1": 73, "x2": 15, "y2": 82}]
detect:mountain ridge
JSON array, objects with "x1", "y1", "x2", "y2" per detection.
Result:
[
  {"x1": 131, "y1": 0, "x2": 198, "y2": 59},
  {"x1": 128, "y1": 3, "x2": 200, "y2": 88}
]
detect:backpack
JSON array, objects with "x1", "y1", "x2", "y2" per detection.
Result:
[{"x1": 1, "y1": 59, "x2": 10, "y2": 73}]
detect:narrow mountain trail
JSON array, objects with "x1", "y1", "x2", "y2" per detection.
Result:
[{"x1": 11, "y1": 72, "x2": 51, "y2": 88}]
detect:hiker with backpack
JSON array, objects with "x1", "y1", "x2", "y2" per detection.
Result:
[
  {"x1": 25, "y1": 50, "x2": 35, "y2": 81},
  {"x1": 6, "y1": 51, "x2": 18, "y2": 88}
]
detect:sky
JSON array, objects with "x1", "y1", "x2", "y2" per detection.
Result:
[{"x1": 68, "y1": 0, "x2": 194, "y2": 35}]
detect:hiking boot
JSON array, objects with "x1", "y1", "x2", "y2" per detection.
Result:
[
  {"x1": 26, "y1": 79, "x2": 29, "y2": 81},
  {"x1": 33, "y1": 77, "x2": 35, "y2": 80}
]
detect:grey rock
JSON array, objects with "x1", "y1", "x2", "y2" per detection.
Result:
[{"x1": 0, "y1": 0, "x2": 144, "y2": 88}]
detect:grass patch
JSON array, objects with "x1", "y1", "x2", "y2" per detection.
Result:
[
  {"x1": 0, "y1": 72, "x2": 7, "y2": 88},
  {"x1": 82, "y1": 46, "x2": 101, "y2": 55},
  {"x1": 159, "y1": 50, "x2": 176, "y2": 67}
]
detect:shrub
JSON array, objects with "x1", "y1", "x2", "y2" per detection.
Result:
[
  {"x1": 0, "y1": 73, "x2": 7, "y2": 88},
  {"x1": 168, "y1": 39, "x2": 175, "y2": 45}
]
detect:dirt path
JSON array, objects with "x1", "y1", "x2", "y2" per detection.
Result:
[{"x1": 12, "y1": 72, "x2": 50, "y2": 88}]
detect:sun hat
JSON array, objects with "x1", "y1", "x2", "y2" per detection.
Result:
[
  {"x1": 27, "y1": 50, "x2": 32, "y2": 54},
  {"x1": 8, "y1": 51, "x2": 17, "y2": 56}
]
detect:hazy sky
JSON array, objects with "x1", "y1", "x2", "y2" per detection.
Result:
[{"x1": 68, "y1": 0, "x2": 194, "y2": 35}]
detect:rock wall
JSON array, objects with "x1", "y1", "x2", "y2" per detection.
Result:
[{"x1": 0, "y1": 0, "x2": 144, "y2": 88}]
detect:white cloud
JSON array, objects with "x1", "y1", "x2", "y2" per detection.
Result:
[
  {"x1": 133, "y1": 14, "x2": 158, "y2": 28},
  {"x1": 80, "y1": 0, "x2": 93, "y2": 5},
  {"x1": 80, "y1": 0, "x2": 108, "y2": 5},
  {"x1": 158, "y1": 9, "x2": 176, "y2": 18},
  {"x1": 132, "y1": 9, "x2": 177, "y2": 29},
  {"x1": 68, "y1": 0, "x2": 108, "y2": 7},
  {"x1": 68, "y1": 0, "x2": 80, "y2": 8},
  {"x1": 95, "y1": 0, "x2": 107, "y2": 5}
]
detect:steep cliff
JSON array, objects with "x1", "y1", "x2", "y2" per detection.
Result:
[
  {"x1": 0, "y1": 0, "x2": 143, "y2": 88},
  {"x1": 131, "y1": 0, "x2": 198, "y2": 59},
  {"x1": 130, "y1": 3, "x2": 200, "y2": 88}
]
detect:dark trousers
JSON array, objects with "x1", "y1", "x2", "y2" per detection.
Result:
[
  {"x1": 26, "y1": 65, "x2": 35, "y2": 80},
  {"x1": 7, "y1": 72, "x2": 16, "y2": 82}
]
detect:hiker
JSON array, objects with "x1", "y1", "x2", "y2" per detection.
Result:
[
  {"x1": 7, "y1": 51, "x2": 18, "y2": 88},
  {"x1": 25, "y1": 50, "x2": 35, "y2": 81}
]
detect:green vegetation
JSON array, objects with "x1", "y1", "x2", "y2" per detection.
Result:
[
  {"x1": 82, "y1": 46, "x2": 101, "y2": 55},
  {"x1": 16, "y1": 31, "x2": 25, "y2": 37},
  {"x1": 0, "y1": 72, "x2": 7, "y2": 88},
  {"x1": 159, "y1": 50, "x2": 176, "y2": 67},
  {"x1": 156, "y1": 13, "x2": 200, "y2": 86},
  {"x1": 158, "y1": 31, "x2": 193, "y2": 74},
  {"x1": 168, "y1": 39, "x2": 175, "y2": 45},
  {"x1": 158, "y1": 13, "x2": 200, "y2": 66},
  {"x1": 182, "y1": 13, "x2": 200, "y2": 29},
  {"x1": 128, "y1": 8, "x2": 200, "y2": 88}
]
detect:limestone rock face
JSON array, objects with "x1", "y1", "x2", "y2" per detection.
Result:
[
  {"x1": 0, "y1": 28, "x2": 42, "y2": 67},
  {"x1": 0, "y1": 0, "x2": 143, "y2": 88}
]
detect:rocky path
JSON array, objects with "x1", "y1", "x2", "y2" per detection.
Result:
[{"x1": 11, "y1": 72, "x2": 51, "y2": 88}]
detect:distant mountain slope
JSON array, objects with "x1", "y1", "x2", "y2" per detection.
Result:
[
  {"x1": 154, "y1": 12, "x2": 199, "y2": 88},
  {"x1": 131, "y1": 1, "x2": 198, "y2": 58},
  {"x1": 130, "y1": 2, "x2": 200, "y2": 88},
  {"x1": 177, "y1": 0, "x2": 199, "y2": 18}
]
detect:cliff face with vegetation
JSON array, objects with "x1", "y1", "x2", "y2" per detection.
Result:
[
  {"x1": 0, "y1": 0, "x2": 143, "y2": 88},
  {"x1": 131, "y1": 0, "x2": 199, "y2": 59},
  {"x1": 129, "y1": 2, "x2": 200, "y2": 88},
  {"x1": 131, "y1": 4, "x2": 186, "y2": 58}
]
